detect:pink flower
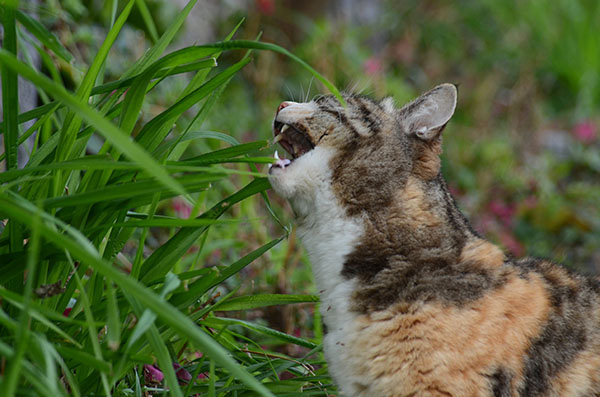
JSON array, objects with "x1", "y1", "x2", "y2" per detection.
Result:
[
  {"x1": 488, "y1": 200, "x2": 516, "y2": 227},
  {"x1": 144, "y1": 364, "x2": 164, "y2": 383},
  {"x1": 363, "y1": 57, "x2": 383, "y2": 76},
  {"x1": 572, "y1": 121, "x2": 597, "y2": 143},
  {"x1": 173, "y1": 362, "x2": 192, "y2": 383},
  {"x1": 172, "y1": 197, "x2": 192, "y2": 218},
  {"x1": 62, "y1": 307, "x2": 72, "y2": 317}
]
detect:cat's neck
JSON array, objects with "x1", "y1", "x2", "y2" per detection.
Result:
[{"x1": 297, "y1": 172, "x2": 505, "y2": 304}]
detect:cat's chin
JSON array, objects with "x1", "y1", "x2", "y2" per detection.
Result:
[{"x1": 268, "y1": 146, "x2": 335, "y2": 204}]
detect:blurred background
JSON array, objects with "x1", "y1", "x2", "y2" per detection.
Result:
[{"x1": 23, "y1": 0, "x2": 600, "y2": 347}]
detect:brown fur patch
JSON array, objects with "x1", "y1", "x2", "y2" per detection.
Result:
[
  {"x1": 413, "y1": 138, "x2": 443, "y2": 180},
  {"x1": 348, "y1": 272, "x2": 551, "y2": 397}
]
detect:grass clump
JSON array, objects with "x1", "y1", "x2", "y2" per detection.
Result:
[{"x1": 0, "y1": 2, "x2": 337, "y2": 396}]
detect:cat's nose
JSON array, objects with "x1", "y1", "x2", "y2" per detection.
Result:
[{"x1": 277, "y1": 101, "x2": 294, "y2": 114}]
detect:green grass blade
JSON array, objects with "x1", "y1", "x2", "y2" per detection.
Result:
[
  {"x1": 106, "y1": 280, "x2": 121, "y2": 351},
  {"x1": 215, "y1": 294, "x2": 319, "y2": 311},
  {"x1": 67, "y1": 259, "x2": 112, "y2": 396},
  {"x1": 90, "y1": 58, "x2": 217, "y2": 95},
  {"x1": 54, "y1": 346, "x2": 111, "y2": 373},
  {"x1": 125, "y1": 0, "x2": 198, "y2": 75},
  {"x1": 1, "y1": 183, "x2": 38, "y2": 397},
  {"x1": 55, "y1": 0, "x2": 135, "y2": 164},
  {"x1": 0, "y1": 2, "x2": 19, "y2": 176},
  {"x1": 135, "y1": 0, "x2": 159, "y2": 42},
  {"x1": 42, "y1": 173, "x2": 221, "y2": 209},
  {"x1": 135, "y1": 58, "x2": 252, "y2": 151},
  {"x1": 15, "y1": 10, "x2": 73, "y2": 62},
  {"x1": 1, "y1": 0, "x2": 22, "y2": 268},
  {"x1": 140, "y1": 178, "x2": 271, "y2": 283},
  {"x1": 0, "y1": 50, "x2": 188, "y2": 197},
  {"x1": 169, "y1": 237, "x2": 284, "y2": 309},
  {"x1": 179, "y1": 141, "x2": 268, "y2": 163},
  {"x1": 0, "y1": 99, "x2": 58, "y2": 133},
  {"x1": 0, "y1": 192, "x2": 276, "y2": 397},
  {"x1": 204, "y1": 317, "x2": 318, "y2": 349},
  {"x1": 194, "y1": 40, "x2": 344, "y2": 106}
]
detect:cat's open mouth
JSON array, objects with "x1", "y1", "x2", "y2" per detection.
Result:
[{"x1": 270, "y1": 121, "x2": 315, "y2": 169}]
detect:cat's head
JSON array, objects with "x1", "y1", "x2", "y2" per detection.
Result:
[{"x1": 268, "y1": 84, "x2": 457, "y2": 217}]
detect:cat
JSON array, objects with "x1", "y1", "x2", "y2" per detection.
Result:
[{"x1": 267, "y1": 84, "x2": 600, "y2": 397}]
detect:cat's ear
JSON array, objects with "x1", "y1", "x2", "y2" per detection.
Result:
[{"x1": 399, "y1": 83, "x2": 457, "y2": 140}]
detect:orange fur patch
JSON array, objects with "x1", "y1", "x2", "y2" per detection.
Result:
[
  {"x1": 347, "y1": 272, "x2": 551, "y2": 396},
  {"x1": 413, "y1": 141, "x2": 442, "y2": 180},
  {"x1": 391, "y1": 177, "x2": 441, "y2": 229},
  {"x1": 460, "y1": 238, "x2": 505, "y2": 268}
]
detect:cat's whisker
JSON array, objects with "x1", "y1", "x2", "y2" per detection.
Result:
[
  {"x1": 285, "y1": 83, "x2": 294, "y2": 102},
  {"x1": 306, "y1": 77, "x2": 315, "y2": 102}
]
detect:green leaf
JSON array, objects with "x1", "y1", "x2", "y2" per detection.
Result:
[
  {"x1": 125, "y1": 0, "x2": 199, "y2": 75},
  {"x1": 194, "y1": 40, "x2": 345, "y2": 106},
  {"x1": 106, "y1": 280, "x2": 121, "y2": 351},
  {"x1": 204, "y1": 317, "x2": 318, "y2": 349},
  {"x1": 134, "y1": 57, "x2": 252, "y2": 151},
  {"x1": 16, "y1": 10, "x2": 73, "y2": 62},
  {"x1": 169, "y1": 237, "x2": 284, "y2": 309},
  {"x1": 90, "y1": 58, "x2": 217, "y2": 95},
  {"x1": 55, "y1": 0, "x2": 135, "y2": 164},
  {"x1": 0, "y1": 192, "x2": 275, "y2": 397},
  {"x1": 179, "y1": 141, "x2": 268, "y2": 163},
  {"x1": 0, "y1": 50, "x2": 189, "y2": 198},
  {"x1": 42, "y1": 173, "x2": 221, "y2": 209},
  {"x1": 215, "y1": 294, "x2": 319, "y2": 311},
  {"x1": 135, "y1": 0, "x2": 158, "y2": 43},
  {"x1": 140, "y1": 178, "x2": 272, "y2": 283},
  {"x1": 54, "y1": 346, "x2": 111, "y2": 374}
]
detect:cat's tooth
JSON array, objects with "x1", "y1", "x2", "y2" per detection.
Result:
[
  {"x1": 274, "y1": 150, "x2": 280, "y2": 160},
  {"x1": 273, "y1": 134, "x2": 283, "y2": 144},
  {"x1": 281, "y1": 125, "x2": 290, "y2": 133}
]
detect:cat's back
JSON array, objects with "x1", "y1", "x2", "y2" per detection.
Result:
[{"x1": 344, "y1": 256, "x2": 600, "y2": 397}]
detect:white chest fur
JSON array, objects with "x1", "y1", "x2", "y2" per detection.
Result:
[
  {"x1": 269, "y1": 147, "x2": 368, "y2": 395},
  {"x1": 297, "y1": 196, "x2": 364, "y2": 396}
]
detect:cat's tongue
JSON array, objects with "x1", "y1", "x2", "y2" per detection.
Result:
[{"x1": 269, "y1": 150, "x2": 292, "y2": 169}]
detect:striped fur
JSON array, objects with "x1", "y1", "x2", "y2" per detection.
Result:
[{"x1": 268, "y1": 85, "x2": 600, "y2": 396}]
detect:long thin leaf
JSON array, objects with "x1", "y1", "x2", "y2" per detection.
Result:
[
  {"x1": 0, "y1": 50, "x2": 188, "y2": 198},
  {"x1": 140, "y1": 178, "x2": 272, "y2": 283},
  {"x1": 215, "y1": 294, "x2": 319, "y2": 312},
  {"x1": 204, "y1": 317, "x2": 318, "y2": 349},
  {"x1": 169, "y1": 237, "x2": 284, "y2": 309},
  {"x1": 194, "y1": 40, "x2": 344, "y2": 105},
  {"x1": 0, "y1": 192, "x2": 276, "y2": 397},
  {"x1": 15, "y1": 10, "x2": 73, "y2": 62},
  {"x1": 0, "y1": 0, "x2": 21, "y2": 258}
]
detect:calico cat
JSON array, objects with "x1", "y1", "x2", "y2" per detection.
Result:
[{"x1": 267, "y1": 84, "x2": 600, "y2": 396}]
